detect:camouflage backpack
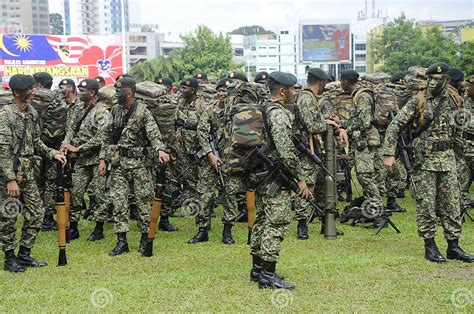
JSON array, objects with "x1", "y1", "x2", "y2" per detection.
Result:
[
  {"x1": 136, "y1": 81, "x2": 167, "y2": 98},
  {"x1": 97, "y1": 85, "x2": 116, "y2": 110}
]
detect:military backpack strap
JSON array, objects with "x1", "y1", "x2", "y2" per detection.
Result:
[
  {"x1": 412, "y1": 97, "x2": 446, "y2": 139},
  {"x1": 74, "y1": 104, "x2": 95, "y2": 134},
  {"x1": 110, "y1": 103, "x2": 136, "y2": 145}
]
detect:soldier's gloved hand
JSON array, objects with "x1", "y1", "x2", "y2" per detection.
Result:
[
  {"x1": 158, "y1": 151, "x2": 170, "y2": 164},
  {"x1": 207, "y1": 152, "x2": 221, "y2": 172},
  {"x1": 7, "y1": 180, "x2": 20, "y2": 198},
  {"x1": 98, "y1": 160, "x2": 107, "y2": 176},
  {"x1": 54, "y1": 153, "x2": 67, "y2": 167},
  {"x1": 384, "y1": 156, "x2": 395, "y2": 173},
  {"x1": 339, "y1": 129, "x2": 349, "y2": 145},
  {"x1": 297, "y1": 180, "x2": 313, "y2": 200}
]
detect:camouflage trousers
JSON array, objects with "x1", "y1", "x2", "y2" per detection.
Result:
[
  {"x1": 174, "y1": 152, "x2": 199, "y2": 198},
  {"x1": 220, "y1": 173, "x2": 251, "y2": 227},
  {"x1": 353, "y1": 145, "x2": 385, "y2": 203},
  {"x1": 386, "y1": 157, "x2": 407, "y2": 198},
  {"x1": 251, "y1": 182, "x2": 292, "y2": 263},
  {"x1": 414, "y1": 168, "x2": 462, "y2": 240},
  {"x1": 70, "y1": 164, "x2": 108, "y2": 223},
  {"x1": 456, "y1": 155, "x2": 474, "y2": 203},
  {"x1": 294, "y1": 157, "x2": 324, "y2": 221},
  {"x1": 38, "y1": 158, "x2": 57, "y2": 217},
  {"x1": 110, "y1": 165, "x2": 153, "y2": 234},
  {"x1": 0, "y1": 166, "x2": 45, "y2": 251}
]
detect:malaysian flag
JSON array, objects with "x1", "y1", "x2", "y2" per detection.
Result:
[{"x1": 46, "y1": 35, "x2": 90, "y2": 63}]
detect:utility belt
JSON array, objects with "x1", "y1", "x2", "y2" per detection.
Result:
[
  {"x1": 463, "y1": 132, "x2": 474, "y2": 141},
  {"x1": 119, "y1": 147, "x2": 145, "y2": 158},
  {"x1": 425, "y1": 141, "x2": 452, "y2": 152}
]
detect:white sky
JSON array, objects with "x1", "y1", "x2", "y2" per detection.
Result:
[{"x1": 50, "y1": 0, "x2": 474, "y2": 35}]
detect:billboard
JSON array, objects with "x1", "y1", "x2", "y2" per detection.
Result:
[
  {"x1": 0, "y1": 34, "x2": 123, "y2": 88},
  {"x1": 300, "y1": 21, "x2": 351, "y2": 62}
]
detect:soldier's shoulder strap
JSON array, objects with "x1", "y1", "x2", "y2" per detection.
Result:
[{"x1": 446, "y1": 85, "x2": 463, "y2": 109}]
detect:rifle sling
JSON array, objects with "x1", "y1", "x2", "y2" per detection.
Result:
[
  {"x1": 412, "y1": 98, "x2": 445, "y2": 139},
  {"x1": 74, "y1": 104, "x2": 95, "y2": 134},
  {"x1": 111, "y1": 103, "x2": 136, "y2": 145}
]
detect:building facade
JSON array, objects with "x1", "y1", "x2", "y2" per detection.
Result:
[{"x1": 0, "y1": 0, "x2": 50, "y2": 34}]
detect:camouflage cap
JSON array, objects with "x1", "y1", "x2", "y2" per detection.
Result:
[
  {"x1": 9, "y1": 74, "x2": 35, "y2": 91},
  {"x1": 78, "y1": 79, "x2": 100, "y2": 91},
  {"x1": 390, "y1": 72, "x2": 406, "y2": 83},
  {"x1": 308, "y1": 68, "x2": 331, "y2": 81},
  {"x1": 340, "y1": 69, "x2": 359, "y2": 81},
  {"x1": 254, "y1": 71, "x2": 269, "y2": 83},
  {"x1": 426, "y1": 62, "x2": 450, "y2": 76},
  {"x1": 216, "y1": 78, "x2": 231, "y2": 90},
  {"x1": 157, "y1": 77, "x2": 173, "y2": 87},
  {"x1": 114, "y1": 77, "x2": 136, "y2": 90},
  {"x1": 58, "y1": 78, "x2": 76, "y2": 89},
  {"x1": 180, "y1": 78, "x2": 199, "y2": 88},
  {"x1": 268, "y1": 71, "x2": 297, "y2": 86},
  {"x1": 448, "y1": 68, "x2": 464, "y2": 82},
  {"x1": 228, "y1": 72, "x2": 248, "y2": 82},
  {"x1": 193, "y1": 73, "x2": 208, "y2": 80},
  {"x1": 33, "y1": 72, "x2": 53, "y2": 86}
]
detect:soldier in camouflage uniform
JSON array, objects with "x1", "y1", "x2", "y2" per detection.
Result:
[
  {"x1": 459, "y1": 75, "x2": 474, "y2": 209},
  {"x1": 254, "y1": 71, "x2": 271, "y2": 104},
  {"x1": 99, "y1": 77, "x2": 170, "y2": 256},
  {"x1": 31, "y1": 72, "x2": 69, "y2": 231},
  {"x1": 250, "y1": 72, "x2": 312, "y2": 290},
  {"x1": 61, "y1": 79, "x2": 111, "y2": 242},
  {"x1": 157, "y1": 78, "x2": 174, "y2": 94},
  {"x1": 0, "y1": 74, "x2": 66, "y2": 272},
  {"x1": 384, "y1": 62, "x2": 473, "y2": 263}
]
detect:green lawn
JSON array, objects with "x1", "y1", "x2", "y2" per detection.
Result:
[{"x1": 1, "y1": 195, "x2": 473, "y2": 312}]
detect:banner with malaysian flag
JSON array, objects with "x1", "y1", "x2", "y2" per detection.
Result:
[
  {"x1": 0, "y1": 34, "x2": 123, "y2": 88},
  {"x1": 300, "y1": 21, "x2": 351, "y2": 62}
]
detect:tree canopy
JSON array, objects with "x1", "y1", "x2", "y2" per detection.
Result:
[{"x1": 229, "y1": 25, "x2": 275, "y2": 36}]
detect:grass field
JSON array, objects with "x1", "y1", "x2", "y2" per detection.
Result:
[{"x1": 1, "y1": 195, "x2": 473, "y2": 312}]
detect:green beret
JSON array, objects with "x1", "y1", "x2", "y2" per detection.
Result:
[
  {"x1": 448, "y1": 68, "x2": 464, "y2": 82},
  {"x1": 157, "y1": 78, "x2": 173, "y2": 87},
  {"x1": 9, "y1": 74, "x2": 35, "y2": 91},
  {"x1": 216, "y1": 78, "x2": 231, "y2": 90},
  {"x1": 308, "y1": 68, "x2": 331, "y2": 80},
  {"x1": 426, "y1": 62, "x2": 450, "y2": 76},
  {"x1": 114, "y1": 77, "x2": 136, "y2": 90},
  {"x1": 78, "y1": 79, "x2": 100, "y2": 91},
  {"x1": 115, "y1": 73, "x2": 132, "y2": 81},
  {"x1": 58, "y1": 78, "x2": 76, "y2": 89},
  {"x1": 390, "y1": 72, "x2": 406, "y2": 83},
  {"x1": 340, "y1": 69, "x2": 359, "y2": 81},
  {"x1": 228, "y1": 72, "x2": 248, "y2": 82},
  {"x1": 193, "y1": 73, "x2": 208, "y2": 80},
  {"x1": 180, "y1": 78, "x2": 199, "y2": 88},
  {"x1": 33, "y1": 72, "x2": 53, "y2": 86},
  {"x1": 254, "y1": 71, "x2": 269, "y2": 83},
  {"x1": 268, "y1": 71, "x2": 297, "y2": 86},
  {"x1": 95, "y1": 76, "x2": 105, "y2": 84}
]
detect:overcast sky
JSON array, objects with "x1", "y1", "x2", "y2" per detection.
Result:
[{"x1": 51, "y1": 0, "x2": 473, "y2": 35}]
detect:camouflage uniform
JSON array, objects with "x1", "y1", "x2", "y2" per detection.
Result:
[
  {"x1": 0, "y1": 103, "x2": 59, "y2": 251},
  {"x1": 458, "y1": 94, "x2": 474, "y2": 204},
  {"x1": 101, "y1": 100, "x2": 166, "y2": 234},
  {"x1": 63, "y1": 99, "x2": 111, "y2": 224},
  {"x1": 383, "y1": 90, "x2": 462, "y2": 240}
]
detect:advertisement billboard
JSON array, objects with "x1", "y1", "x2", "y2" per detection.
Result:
[
  {"x1": 300, "y1": 21, "x2": 351, "y2": 62},
  {"x1": 0, "y1": 34, "x2": 123, "y2": 87}
]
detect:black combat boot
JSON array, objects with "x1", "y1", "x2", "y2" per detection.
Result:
[
  {"x1": 446, "y1": 239, "x2": 474, "y2": 263},
  {"x1": 67, "y1": 221, "x2": 80, "y2": 241},
  {"x1": 139, "y1": 233, "x2": 148, "y2": 254},
  {"x1": 159, "y1": 216, "x2": 178, "y2": 232},
  {"x1": 41, "y1": 213, "x2": 58, "y2": 231},
  {"x1": 17, "y1": 246, "x2": 47, "y2": 267},
  {"x1": 424, "y1": 238, "x2": 446, "y2": 263},
  {"x1": 3, "y1": 250, "x2": 26, "y2": 272},
  {"x1": 250, "y1": 255, "x2": 285, "y2": 282},
  {"x1": 187, "y1": 227, "x2": 209, "y2": 244},
  {"x1": 87, "y1": 221, "x2": 104, "y2": 241},
  {"x1": 386, "y1": 197, "x2": 406, "y2": 212},
  {"x1": 258, "y1": 261, "x2": 294, "y2": 290},
  {"x1": 222, "y1": 224, "x2": 235, "y2": 245},
  {"x1": 83, "y1": 193, "x2": 97, "y2": 220},
  {"x1": 297, "y1": 219, "x2": 308, "y2": 240},
  {"x1": 397, "y1": 189, "x2": 406, "y2": 199},
  {"x1": 109, "y1": 233, "x2": 129, "y2": 256}
]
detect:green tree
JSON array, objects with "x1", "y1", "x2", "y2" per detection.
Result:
[
  {"x1": 129, "y1": 52, "x2": 182, "y2": 83},
  {"x1": 230, "y1": 25, "x2": 275, "y2": 35},
  {"x1": 49, "y1": 13, "x2": 64, "y2": 35},
  {"x1": 458, "y1": 41, "x2": 474, "y2": 75}
]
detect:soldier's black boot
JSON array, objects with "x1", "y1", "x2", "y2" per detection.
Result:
[
  {"x1": 139, "y1": 233, "x2": 148, "y2": 254},
  {"x1": 67, "y1": 221, "x2": 80, "y2": 241},
  {"x1": 187, "y1": 227, "x2": 209, "y2": 244},
  {"x1": 397, "y1": 189, "x2": 406, "y2": 198},
  {"x1": 87, "y1": 221, "x2": 104, "y2": 241},
  {"x1": 222, "y1": 224, "x2": 235, "y2": 245},
  {"x1": 41, "y1": 213, "x2": 58, "y2": 231},
  {"x1": 424, "y1": 238, "x2": 446, "y2": 263},
  {"x1": 159, "y1": 216, "x2": 178, "y2": 232},
  {"x1": 258, "y1": 261, "x2": 294, "y2": 290},
  {"x1": 17, "y1": 246, "x2": 47, "y2": 267},
  {"x1": 250, "y1": 255, "x2": 285, "y2": 282},
  {"x1": 109, "y1": 233, "x2": 129, "y2": 256},
  {"x1": 386, "y1": 197, "x2": 406, "y2": 212},
  {"x1": 446, "y1": 239, "x2": 474, "y2": 263},
  {"x1": 4, "y1": 250, "x2": 26, "y2": 272},
  {"x1": 297, "y1": 219, "x2": 308, "y2": 240}
]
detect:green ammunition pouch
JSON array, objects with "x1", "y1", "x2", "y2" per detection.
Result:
[
  {"x1": 426, "y1": 141, "x2": 452, "y2": 152},
  {"x1": 366, "y1": 127, "x2": 381, "y2": 147},
  {"x1": 119, "y1": 147, "x2": 145, "y2": 159}
]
